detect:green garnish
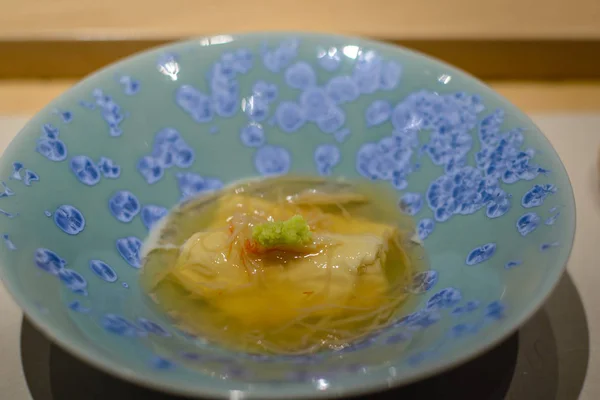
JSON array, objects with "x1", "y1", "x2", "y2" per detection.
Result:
[{"x1": 252, "y1": 215, "x2": 312, "y2": 247}]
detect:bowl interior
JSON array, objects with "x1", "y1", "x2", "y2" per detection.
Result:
[{"x1": 0, "y1": 33, "x2": 574, "y2": 399}]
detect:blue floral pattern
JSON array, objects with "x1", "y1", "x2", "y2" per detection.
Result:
[
  {"x1": 36, "y1": 124, "x2": 67, "y2": 161},
  {"x1": 53, "y1": 205, "x2": 86, "y2": 235},
  {"x1": 89, "y1": 260, "x2": 118, "y2": 282},
  {"x1": 516, "y1": 212, "x2": 540, "y2": 236},
  {"x1": 176, "y1": 172, "x2": 223, "y2": 201},
  {"x1": 109, "y1": 191, "x2": 140, "y2": 223},
  {"x1": 409, "y1": 270, "x2": 438, "y2": 294},
  {"x1": 140, "y1": 205, "x2": 168, "y2": 230},
  {"x1": 416, "y1": 218, "x2": 435, "y2": 240},
  {"x1": 314, "y1": 144, "x2": 340, "y2": 176},
  {"x1": 138, "y1": 128, "x2": 195, "y2": 184},
  {"x1": 116, "y1": 237, "x2": 142, "y2": 268},
  {"x1": 254, "y1": 145, "x2": 291, "y2": 176},
  {"x1": 83, "y1": 89, "x2": 127, "y2": 137},
  {"x1": 466, "y1": 243, "x2": 496, "y2": 266},
  {"x1": 10, "y1": 162, "x2": 39, "y2": 186},
  {"x1": 2, "y1": 234, "x2": 16, "y2": 250}
]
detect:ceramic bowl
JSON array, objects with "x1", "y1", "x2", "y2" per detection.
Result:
[{"x1": 0, "y1": 33, "x2": 575, "y2": 399}]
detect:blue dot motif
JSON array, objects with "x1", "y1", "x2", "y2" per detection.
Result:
[
  {"x1": 516, "y1": 212, "x2": 540, "y2": 236},
  {"x1": 352, "y1": 50, "x2": 382, "y2": 94},
  {"x1": 138, "y1": 318, "x2": 171, "y2": 337},
  {"x1": 317, "y1": 47, "x2": 341, "y2": 71},
  {"x1": 55, "y1": 110, "x2": 73, "y2": 123},
  {"x1": 522, "y1": 184, "x2": 557, "y2": 208},
  {"x1": 299, "y1": 88, "x2": 332, "y2": 122},
  {"x1": 151, "y1": 357, "x2": 175, "y2": 370},
  {"x1": 23, "y1": 170, "x2": 39, "y2": 186},
  {"x1": 102, "y1": 314, "x2": 141, "y2": 337},
  {"x1": 98, "y1": 157, "x2": 121, "y2": 179},
  {"x1": 244, "y1": 95, "x2": 269, "y2": 122},
  {"x1": 54, "y1": 205, "x2": 86, "y2": 235},
  {"x1": 2, "y1": 234, "x2": 16, "y2": 251},
  {"x1": 316, "y1": 106, "x2": 345, "y2": 134},
  {"x1": 137, "y1": 156, "x2": 163, "y2": 185},
  {"x1": 141, "y1": 205, "x2": 168, "y2": 230},
  {"x1": 231, "y1": 48, "x2": 254, "y2": 73},
  {"x1": 466, "y1": 243, "x2": 497, "y2": 265},
  {"x1": 240, "y1": 123, "x2": 265, "y2": 148},
  {"x1": 175, "y1": 85, "x2": 213, "y2": 123},
  {"x1": 391, "y1": 102, "x2": 422, "y2": 132},
  {"x1": 326, "y1": 76, "x2": 359, "y2": 104},
  {"x1": 540, "y1": 242, "x2": 560, "y2": 251},
  {"x1": 155, "y1": 128, "x2": 195, "y2": 167},
  {"x1": 109, "y1": 191, "x2": 140, "y2": 223},
  {"x1": 0, "y1": 208, "x2": 17, "y2": 219},
  {"x1": 255, "y1": 145, "x2": 291, "y2": 176},
  {"x1": 70, "y1": 156, "x2": 101, "y2": 186},
  {"x1": 118, "y1": 76, "x2": 140, "y2": 95},
  {"x1": 485, "y1": 301, "x2": 505, "y2": 320},
  {"x1": 212, "y1": 90, "x2": 239, "y2": 119},
  {"x1": 426, "y1": 288, "x2": 462, "y2": 310},
  {"x1": 314, "y1": 144, "x2": 340, "y2": 176},
  {"x1": 252, "y1": 81, "x2": 278, "y2": 103},
  {"x1": 89, "y1": 260, "x2": 118, "y2": 283},
  {"x1": 90, "y1": 89, "x2": 126, "y2": 137},
  {"x1": 68, "y1": 301, "x2": 91, "y2": 313},
  {"x1": 409, "y1": 270, "x2": 438, "y2": 294},
  {"x1": 505, "y1": 260, "x2": 522, "y2": 269},
  {"x1": 176, "y1": 173, "x2": 223, "y2": 201},
  {"x1": 417, "y1": 218, "x2": 435, "y2": 240},
  {"x1": 58, "y1": 268, "x2": 87, "y2": 294},
  {"x1": 395, "y1": 309, "x2": 441, "y2": 329},
  {"x1": 0, "y1": 181, "x2": 13, "y2": 199},
  {"x1": 10, "y1": 162, "x2": 23, "y2": 181},
  {"x1": 116, "y1": 237, "x2": 142, "y2": 268},
  {"x1": 11, "y1": 163, "x2": 40, "y2": 187},
  {"x1": 34, "y1": 248, "x2": 66, "y2": 275},
  {"x1": 137, "y1": 128, "x2": 195, "y2": 184},
  {"x1": 262, "y1": 38, "x2": 299, "y2": 73},
  {"x1": 399, "y1": 193, "x2": 423, "y2": 216},
  {"x1": 379, "y1": 61, "x2": 402, "y2": 90},
  {"x1": 452, "y1": 300, "x2": 480, "y2": 315},
  {"x1": 276, "y1": 102, "x2": 305, "y2": 133},
  {"x1": 334, "y1": 128, "x2": 351, "y2": 143},
  {"x1": 366, "y1": 100, "x2": 392, "y2": 127},
  {"x1": 285, "y1": 62, "x2": 317, "y2": 90},
  {"x1": 157, "y1": 52, "x2": 179, "y2": 80},
  {"x1": 450, "y1": 323, "x2": 477, "y2": 338},
  {"x1": 36, "y1": 124, "x2": 67, "y2": 161},
  {"x1": 545, "y1": 211, "x2": 560, "y2": 225}
]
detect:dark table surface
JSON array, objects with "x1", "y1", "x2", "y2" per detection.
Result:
[{"x1": 21, "y1": 272, "x2": 589, "y2": 400}]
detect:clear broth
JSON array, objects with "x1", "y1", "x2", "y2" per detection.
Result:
[{"x1": 140, "y1": 176, "x2": 426, "y2": 355}]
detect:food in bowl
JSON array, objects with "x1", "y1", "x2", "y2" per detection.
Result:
[
  {"x1": 0, "y1": 32, "x2": 575, "y2": 399},
  {"x1": 141, "y1": 176, "x2": 424, "y2": 354}
]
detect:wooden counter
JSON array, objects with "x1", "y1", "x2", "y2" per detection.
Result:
[{"x1": 1, "y1": 0, "x2": 598, "y2": 40}]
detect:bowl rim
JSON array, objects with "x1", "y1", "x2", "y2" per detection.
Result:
[{"x1": 0, "y1": 30, "x2": 577, "y2": 399}]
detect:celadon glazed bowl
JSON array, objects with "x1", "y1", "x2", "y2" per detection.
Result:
[{"x1": 0, "y1": 33, "x2": 575, "y2": 399}]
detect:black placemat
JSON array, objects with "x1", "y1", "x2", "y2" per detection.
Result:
[{"x1": 21, "y1": 273, "x2": 589, "y2": 400}]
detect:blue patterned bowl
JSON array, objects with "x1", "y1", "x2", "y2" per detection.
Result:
[{"x1": 0, "y1": 33, "x2": 575, "y2": 399}]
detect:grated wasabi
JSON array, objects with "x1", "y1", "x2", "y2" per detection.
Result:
[{"x1": 252, "y1": 215, "x2": 312, "y2": 247}]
